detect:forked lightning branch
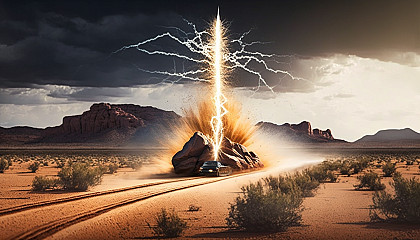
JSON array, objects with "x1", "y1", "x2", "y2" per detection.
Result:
[{"x1": 114, "y1": 9, "x2": 302, "y2": 160}]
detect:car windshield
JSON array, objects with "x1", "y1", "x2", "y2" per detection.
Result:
[{"x1": 203, "y1": 161, "x2": 218, "y2": 166}]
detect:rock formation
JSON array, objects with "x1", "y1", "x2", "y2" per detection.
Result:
[
  {"x1": 58, "y1": 103, "x2": 144, "y2": 135},
  {"x1": 38, "y1": 103, "x2": 181, "y2": 145},
  {"x1": 172, "y1": 132, "x2": 263, "y2": 175},
  {"x1": 256, "y1": 121, "x2": 341, "y2": 143},
  {"x1": 313, "y1": 128, "x2": 333, "y2": 140},
  {"x1": 291, "y1": 121, "x2": 312, "y2": 135}
]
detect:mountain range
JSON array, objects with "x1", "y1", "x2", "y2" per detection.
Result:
[{"x1": 1, "y1": 103, "x2": 419, "y2": 147}]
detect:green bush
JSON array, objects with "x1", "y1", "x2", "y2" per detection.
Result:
[
  {"x1": 304, "y1": 165, "x2": 337, "y2": 183},
  {"x1": 370, "y1": 173, "x2": 420, "y2": 222},
  {"x1": 354, "y1": 172, "x2": 385, "y2": 191},
  {"x1": 28, "y1": 161, "x2": 40, "y2": 173},
  {"x1": 291, "y1": 171, "x2": 320, "y2": 197},
  {"x1": 32, "y1": 176, "x2": 58, "y2": 191},
  {"x1": 107, "y1": 163, "x2": 119, "y2": 174},
  {"x1": 98, "y1": 164, "x2": 109, "y2": 174},
  {"x1": 351, "y1": 159, "x2": 369, "y2": 174},
  {"x1": 264, "y1": 171, "x2": 319, "y2": 197},
  {"x1": 339, "y1": 162, "x2": 352, "y2": 176},
  {"x1": 226, "y1": 181, "x2": 303, "y2": 232},
  {"x1": 58, "y1": 162, "x2": 103, "y2": 191},
  {"x1": 148, "y1": 208, "x2": 188, "y2": 238},
  {"x1": 320, "y1": 160, "x2": 341, "y2": 171},
  {"x1": 0, "y1": 158, "x2": 10, "y2": 173},
  {"x1": 382, "y1": 162, "x2": 396, "y2": 177}
]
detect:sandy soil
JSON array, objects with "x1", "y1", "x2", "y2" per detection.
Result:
[
  {"x1": 0, "y1": 161, "x2": 159, "y2": 210},
  {"x1": 50, "y1": 164, "x2": 420, "y2": 240},
  {"x1": 1, "y1": 153, "x2": 420, "y2": 240}
]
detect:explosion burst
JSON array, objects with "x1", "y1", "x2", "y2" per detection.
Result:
[{"x1": 114, "y1": 9, "x2": 302, "y2": 161}]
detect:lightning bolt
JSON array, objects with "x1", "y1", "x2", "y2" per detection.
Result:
[
  {"x1": 210, "y1": 8, "x2": 226, "y2": 161},
  {"x1": 113, "y1": 9, "x2": 305, "y2": 160},
  {"x1": 112, "y1": 13, "x2": 304, "y2": 91}
]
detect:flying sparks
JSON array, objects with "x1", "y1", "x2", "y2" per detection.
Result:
[{"x1": 113, "y1": 8, "x2": 304, "y2": 160}]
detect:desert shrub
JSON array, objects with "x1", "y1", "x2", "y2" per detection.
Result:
[
  {"x1": 264, "y1": 175, "x2": 298, "y2": 195},
  {"x1": 291, "y1": 172, "x2": 320, "y2": 197},
  {"x1": 98, "y1": 164, "x2": 109, "y2": 174},
  {"x1": 226, "y1": 181, "x2": 303, "y2": 232},
  {"x1": 320, "y1": 160, "x2": 341, "y2": 171},
  {"x1": 0, "y1": 158, "x2": 10, "y2": 173},
  {"x1": 354, "y1": 172, "x2": 385, "y2": 191},
  {"x1": 370, "y1": 173, "x2": 420, "y2": 222},
  {"x1": 28, "y1": 161, "x2": 40, "y2": 173},
  {"x1": 304, "y1": 165, "x2": 337, "y2": 183},
  {"x1": 32, "y1": 176, "x2": 59, "y2": 191},
  {"x1": 382, "y1": 162, "x2": 396, "y2": 177},
  {"x1": 129, "y1": 161, "x2": 142, "y2": 170},
  {"x1": 339, "y1": 162, "x2": 352, "y2": 176},
  {"x1": 148, "y1": 208, "x2": 188, "y2": 238},
  {"x1": 351, "y1": 159, "x2": 369, "y2": 174},
  {"x1": 264, "y1": 172, "x2": 319, "y2": 197},
  {"x1": 7, "y1": 159, "x2": 12, "y2": 167},
  {"x1": 107, "y1": 163, "x2": 119, "y2": 174},
  {"x1": 406, "y1": 160, "x2": 414, "y2": 165},
  {"x1": 118, "y1": 159, "x2": 127, "y2": 167},
  {"x1": 55, "y1": 160, "x2": 65, "y2": 168},
  {"x1": 42, "y1": 161, "x2": 49, "y2": 166},
  {"x1": 58, "y1": 162, "x2": 103, "y2": 191}
]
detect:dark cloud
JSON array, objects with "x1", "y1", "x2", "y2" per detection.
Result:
[
  {"x1": 0, "y1": 0, "x2": 419, "y2": 90},
  {"x1": 47, "y1": 87, "x2": 134, "y2": 102}
]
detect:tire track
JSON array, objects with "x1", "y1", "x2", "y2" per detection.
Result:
[
  {"x1": 11, "y1": 172, "x2": 255, "y2": 240},
  {"x1": 0, "y1": 177, "x2": 199, "y2": 217}
]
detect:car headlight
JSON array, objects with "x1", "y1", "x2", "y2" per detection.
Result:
[
  {"x1": 199, "y1": 167, "x2": 203, "y2": 170},
  {"x1": 208, "y1": 169, "x2": 213, "y2": 172}
]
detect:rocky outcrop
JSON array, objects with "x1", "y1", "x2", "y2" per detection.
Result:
[
  {"x1": 291, "y1": 121, "x2": 312, "y2": 135},
  {"x1": 256, "y1": 121, "x2": 342, "y2": 143},
  {"x1": 43, "y1": 103, "x2": 181, "y2": 137},
  {"x1": 172, "y1": 132, "x2": 263, "y2": 175},
  {"x1": 58, "y1": 103, "x2": 144, "y2": 135},
  {"x1": 35, "y1": 103, "x2": 180, "y2": 145},
  {"x1": 313, "y1": 128, "x2": 333, "y2": 140}
]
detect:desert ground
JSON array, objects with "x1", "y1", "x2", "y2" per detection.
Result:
[{"x1": 0, "y1": 148, "x2": 419, "y2": 239}]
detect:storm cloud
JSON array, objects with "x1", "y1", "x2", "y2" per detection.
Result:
[{"x1": 0, "y1": 0, "x2": 419, "y2": 92}]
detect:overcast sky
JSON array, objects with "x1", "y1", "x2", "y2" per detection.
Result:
[{"x1": 0, "y1": 0, "x2": 419, "y2": 141}]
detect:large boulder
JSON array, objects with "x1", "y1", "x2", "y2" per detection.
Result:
[
  {"x1": 172, "y1": 132, "x2": 209, "y2": 174},
  {"x1": 172, "y1": 132, "x2": 264, "y2": 175}
]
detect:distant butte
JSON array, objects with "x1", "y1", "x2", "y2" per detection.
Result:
[
  {"x1": 256, "y1": 121, "x2": 345, "y2": 143},
  {"x1": 0, "y1": 103, "x2": 181, "y2": 146}
]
